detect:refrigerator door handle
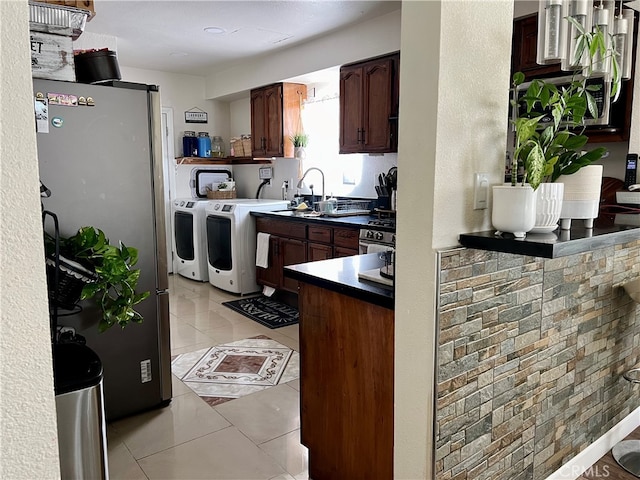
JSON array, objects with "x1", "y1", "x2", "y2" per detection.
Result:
[{"x1": 149, "y1": 89, "x2": 170, "y2": 293}]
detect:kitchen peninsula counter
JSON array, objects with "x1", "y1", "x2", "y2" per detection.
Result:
[
  {"x1": 284, "y1": 253, "x2": 394, "y2": 310},
  {"x1": 286, "y1": 253, "x2": 394, "y2": 478},
  {"x1": 459, "y1": 220, "x2": 640, "y2": 258}
]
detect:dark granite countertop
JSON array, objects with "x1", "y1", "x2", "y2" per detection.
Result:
[
  {"x1": 284, "y1": 253, "x2": 394, "y2": 310},
  {"x1": 251, "y1": 210, "x2": 384, "y2": 229},
  {"x1": 459, "y1": 216, "x2": 640, "y2": 258}
]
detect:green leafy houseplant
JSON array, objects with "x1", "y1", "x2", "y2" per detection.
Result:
[
  {"x1": 45, "y1": 226, "x2": 150, "y2": 333},
  {"x1": 290, "y1": 133, "x2": 309, "y2": 148},
  {"x1": 511, "y1": 19, "x2": 621, "y2": 191}
]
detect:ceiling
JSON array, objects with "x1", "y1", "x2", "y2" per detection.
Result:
[{"x1": 83, "y1": 1, "x2": 401, "y2": 77}]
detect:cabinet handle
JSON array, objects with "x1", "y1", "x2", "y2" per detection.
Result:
[
  {"x1": 361, "y1": 129, "x2": 365, "y2": 144},
  {"x1": 357, "y1": 128, "x2": 362, "y2": 143}
]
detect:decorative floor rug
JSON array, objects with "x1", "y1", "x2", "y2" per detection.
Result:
[
  {"x1": 171, "y1": 336, "x2": 299, "y2": 406},
  {"x1": 222, "y1": 295, "x2": 299, "y2": 329}
]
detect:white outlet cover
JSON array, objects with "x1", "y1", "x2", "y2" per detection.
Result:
[{"x1": 474, "y1": 173, "x2": 489, "y2": 210}]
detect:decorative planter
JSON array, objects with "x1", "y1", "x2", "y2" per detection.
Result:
[
  {"x1": 531, "y1": 182, "x2": 564, "y2": 233},
  {"x1": 294, "y1": 147, "x2": 306, "y2": 159},
  {"x1": 492, "y1": 185, "x2": 537, "y2": 238},
  {"x1": 557, "y1": 165, "x2": 603, "y2": 230}
]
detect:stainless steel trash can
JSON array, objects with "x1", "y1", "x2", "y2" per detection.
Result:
[{"x1": 54, "y1": 342, "x2": 108, "y2": 480}]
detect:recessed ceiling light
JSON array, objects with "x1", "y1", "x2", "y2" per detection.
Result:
[
  {"x1": 169, "y1": 52, "x2": 189, "y2": 57},
  {"x1": 204, "y1": 26, "x2": 225, "y2": 35}
]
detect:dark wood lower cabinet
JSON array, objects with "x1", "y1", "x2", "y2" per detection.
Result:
[
  {"x1": 279, "y1": 237, "x2": 306, "y2": 293},
  {"x1": 298, "y1": 282, "x2": 394, "y2": 479},
  {"x1": 256, "y1": 216, "x2": 360, "y2": 294},
  {"x1": 307, "y1": 242, "x2": 333, "y2": 261}
]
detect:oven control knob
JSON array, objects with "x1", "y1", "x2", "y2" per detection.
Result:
[
  {"x1": 375, "y1": 231, "x2": 384, "y2": 241},
  {"x1": 366, "y1": 230, "x2": 374, "y2": 239}
]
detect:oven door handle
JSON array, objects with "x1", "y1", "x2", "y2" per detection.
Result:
[{"x1": 359, "y1": 240, "x2": 394, "y2": 255}]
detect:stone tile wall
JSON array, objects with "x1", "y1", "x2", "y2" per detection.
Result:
[{"x1": 436, "y1": 241, "x2": 640, "y2": 480}]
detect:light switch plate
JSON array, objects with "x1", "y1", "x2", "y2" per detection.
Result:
[{"x1": 474, "y1": 173, "x2": 489, "y2": 210}]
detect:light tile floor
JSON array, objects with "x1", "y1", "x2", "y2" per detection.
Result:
[{"x1": 107, "y1": 274, "x2": 308, "y2": 480}]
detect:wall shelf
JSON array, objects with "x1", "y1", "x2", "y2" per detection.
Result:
[{"x1": 175, "y1": 156, "x2": 273, "y2": 165}]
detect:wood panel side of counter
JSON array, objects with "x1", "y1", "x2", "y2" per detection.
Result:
[{"x1": 298, "y1": 282, "x2": 394, "y2": 479}]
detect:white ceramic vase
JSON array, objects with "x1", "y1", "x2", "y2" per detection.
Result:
[
  {"x1": 531, "y1": 182, "x2": 564, "y2": 233},
  {"x1": 294, "y1": 147, "x2": 306, "y2": 159},
  {"x1": 492, "y1": 185, "x2": 537, "y2": 238},
  {"x1": 557, "y1": 165, "x2": 603, "y2": 230}
]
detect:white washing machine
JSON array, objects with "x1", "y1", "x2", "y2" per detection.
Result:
[
  {"x1": 173, "y1": 198, "x2": 210, "y2": 281},
  {"x1": 205, "y1": 199, "x2": 288, "y2": 294},
  {"x1": 172, "y1": 168, "x2": 232, "y2": 282}
]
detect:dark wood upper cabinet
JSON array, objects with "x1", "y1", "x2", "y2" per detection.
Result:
[
  {"x1": 340, "y1": 52, "x2": 400, "y2": 154},
  {"x1": 251, "y1": 82, "x2": 306, "y2": 158},
  {"x1": 511, "y1": 13, "x2": 637, "y2": 143}
]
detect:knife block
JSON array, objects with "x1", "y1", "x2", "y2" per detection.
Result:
[{"x1": 377, "y1": 195, "x2": 390, "y2": 210}]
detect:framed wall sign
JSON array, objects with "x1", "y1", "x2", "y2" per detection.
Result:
[{"x1": 185, "y1": 108, "x2": 208, "y2": 123}]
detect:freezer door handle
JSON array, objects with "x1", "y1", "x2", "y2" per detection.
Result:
[{"x1": 157, "y1": 291, "x2": 172, "y2": 402}]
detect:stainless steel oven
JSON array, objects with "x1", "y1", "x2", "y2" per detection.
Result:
[{"x1": 358, "y1": 218, "x2": 395, "y2": 254}]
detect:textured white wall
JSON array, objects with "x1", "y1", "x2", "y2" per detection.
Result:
[
  {"x1": 394, "y1": 1, "x2": 514, "y2": 477},
  {"x1": 0, "y1": 1, "x2": 61, "y2": 478},
  {"x1": 205, "y1": 9, "x2": 401, "y2": 99},
  {"x1": 119, "y1": 66, "x2": 231, "y2": 159}
]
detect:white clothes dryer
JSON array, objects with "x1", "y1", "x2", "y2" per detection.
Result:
[
  {"x1": 173, "y1": 198, "x2": 210, "y2": 281},
  {"x1": 205, "y1": 199, "x2": 288, "y2": 295}
]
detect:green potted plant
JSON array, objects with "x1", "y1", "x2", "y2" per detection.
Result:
[
  {"x1": 495, "y1": 19, "x2": 622, "y2": 235},
  {"x1": 291, "y1": 133, "x2": 309, "y2": 159},
  {"x1": 45, "y1": 226, "x2": 150, "y2": 333},
  {"x1": 291, "y1": 133, "x2": 309, "y2": 147}
]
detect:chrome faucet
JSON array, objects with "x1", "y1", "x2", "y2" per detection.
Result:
[{"x1": 297, "y1": 167, "x2": 325, "y2": 203}]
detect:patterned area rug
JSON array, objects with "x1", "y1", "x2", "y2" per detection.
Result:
[
  {"x1": 222, "y1": 296, "x2": 299, "y2": 329},
  {"x1": 171, "y1": 336, "x2": 299, "y2": 406}
]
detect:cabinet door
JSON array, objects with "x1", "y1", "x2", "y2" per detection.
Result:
[
  {"x1": 339, "y1": 65, "x2": 364, "y2": 154},
  {"x1": 334, "y1": 246, "x2": 358, "y2": 258},
  {"x1": 256, "y1": 236, "x2": 280, "y2": 289},
  {"x1": 307, "y1": 242, "x2": 333, "y2": 262},
  {"x1": 280, "y1": 237, "x2": 306, "y2": 293},
  {"x1": 264, "y1": 84, "x2": 283, "y2": 157},
  {"x1": 511, "y1": 15, "x2": 561, "y2": 79},
  {"x1": 251, "y1": 88, "x2": 267, "y2": 156},
  {"x1": 362, "y1": 58, "x2": 393, "y2": 152},
  {"x1": 333, "y1": 227, "x2": 359, "y2": 250}
]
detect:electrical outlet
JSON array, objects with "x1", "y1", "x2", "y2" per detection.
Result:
[
  {"x1": 473, "y1": 173, "x2": 489, "y2": 210},
  {"x1": 259, "y1": 166, "x2": 272, "y2": 180}
]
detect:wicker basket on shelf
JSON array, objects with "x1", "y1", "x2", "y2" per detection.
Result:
[{"x1": 206, "y1": 189, "x2": 237, "y2": 199}]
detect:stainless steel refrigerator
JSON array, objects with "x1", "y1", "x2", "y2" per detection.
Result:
[{"x1": 35, "y1": 78, "x2": 172, "y2": 420}]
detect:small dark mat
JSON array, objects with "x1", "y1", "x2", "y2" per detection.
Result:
[{"x1": 222, "y1": 296, "x2": 299, "y2": 329}]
